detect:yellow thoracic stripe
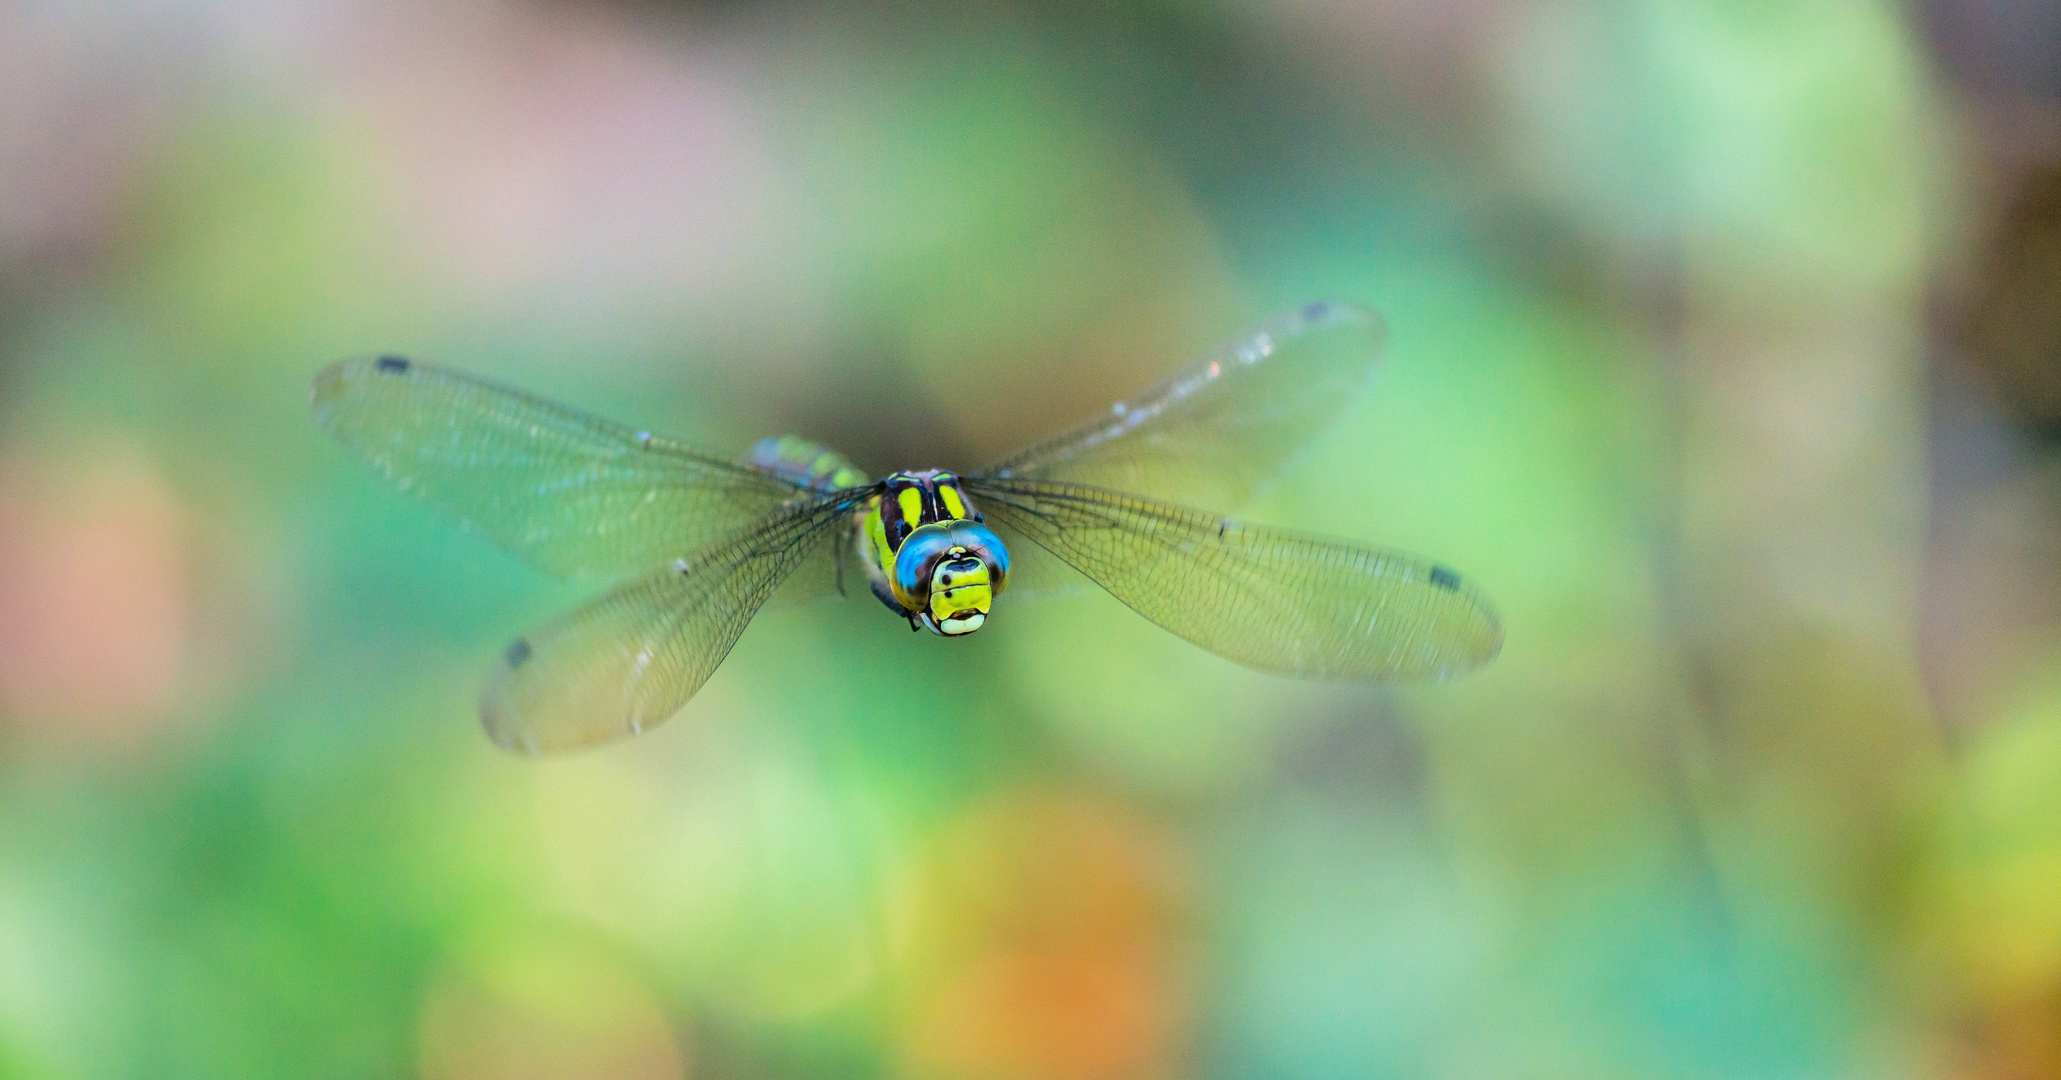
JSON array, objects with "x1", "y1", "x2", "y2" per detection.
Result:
[
  {"x1": 864, "y1": 498, "x2": 894, "y2": 568},
  {"x1": 938, "y1": 483, "x2": 966, "y2": 520},
  {"x1": 897, "y1": 487, "x2": 925, "y2": 532}
]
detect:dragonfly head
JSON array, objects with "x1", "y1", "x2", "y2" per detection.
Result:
[{"x1": 891, "y1": 521, "x2": 1010, "y2": 636}]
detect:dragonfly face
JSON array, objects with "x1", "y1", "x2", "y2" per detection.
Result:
[{"x1": 861, "y1": 470, "x2": 1010, "y2": 635}]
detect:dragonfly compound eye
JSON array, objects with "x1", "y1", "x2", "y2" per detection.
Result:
[{"x1": 890, "y1": 522, "x2": 1010, "y2": 629}]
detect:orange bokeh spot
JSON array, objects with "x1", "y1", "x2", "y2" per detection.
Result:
[
  {"x1": 896, "y1": 787, "x2": 1184, "y2": 1080},
  {"x1": 0, "y1": 441, "x2": 191, "y2": 745}
]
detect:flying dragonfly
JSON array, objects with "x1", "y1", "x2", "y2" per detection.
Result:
[{"x1": 312, "y1": 301, "x2": 1502, "y2": 754}]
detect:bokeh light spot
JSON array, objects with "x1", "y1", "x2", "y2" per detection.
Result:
[{"x1": 0, "y1": 438, "x2": 191, "y2": 747}]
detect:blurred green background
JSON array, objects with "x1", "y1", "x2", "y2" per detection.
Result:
[{"x1": 1, "y1": 1, "x2": 2057, "y2": 1077}]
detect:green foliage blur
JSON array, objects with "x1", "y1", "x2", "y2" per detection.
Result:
[{"x1": 0, "y1": 1, "x2": 2052, "y2": 1078}]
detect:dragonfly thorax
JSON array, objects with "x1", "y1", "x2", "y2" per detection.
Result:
[{"x1": 859, "y1": 470, "x2": 1010, "y2": 635}]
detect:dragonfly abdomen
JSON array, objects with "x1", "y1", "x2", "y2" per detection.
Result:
[{"x1": 746, "y1": 435, "x2": 870, "y2": 491}]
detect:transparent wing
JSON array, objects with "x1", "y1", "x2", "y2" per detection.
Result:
[
  {"x1": 976, "y1": 301, "x2": 1386, "y2": 513},
  {"x1": 765, "y1": 521, "x2": 866, "y2": 608},
  {"x1": 965, "y1": 477, "x2": 1501, "y2": 680},
  {"x1": 312, "y1": 356, "x2": 813, "y2": 579},
  {"x1": 981, "y1": 515, "x2": 1093, "y2": 601},
  {"x1": 481, "y1": 496, "x2": 859, "y2": 754}
]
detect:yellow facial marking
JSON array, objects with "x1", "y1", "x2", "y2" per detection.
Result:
[
  {"x1": 939, "y1": 483, "x2": 966, "y2": 520},
  {"x1": 935, "y1": 611, "x2": 983, "y2": 635},
  {"x1": 932, "y1": 582, "x2": 991, "y2": 617},
  {"x1": 929, "y1": 556, "x2": 992, "y2": 619}
]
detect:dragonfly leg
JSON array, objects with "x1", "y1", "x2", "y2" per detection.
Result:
[{"x1": 869, "y1": 577, "x2": 916, "y2": 619}]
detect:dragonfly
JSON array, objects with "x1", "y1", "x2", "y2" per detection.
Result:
[{"x1": 313, "y1": 301, "x2": 1502, "y2": 754}]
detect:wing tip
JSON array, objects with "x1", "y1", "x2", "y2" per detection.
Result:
[
  {"x1": 478, "y1": 684, "x2": 541, "y2": 757},
  {"x1": 1291, "y1": 297, "x2": 1386, "y2": 338},
  {"x1": 1412, "y1": 576, "x2": 1505, "y2": 682},
  {"x1": 1457, "y1": 584, "x2": 1506, "y2": 673},
  {"x1": 1262, "y1": 299, "x2": 1388, "y2": 386},
  {"x1": 479, "y1": 707, "x2": 569, "y2": 758},
  {"x1": 476, "y1": 683, "x2": 674, "y2": 758},
  {"x1": 308, "y1": 358, "x2": 349, "y2": 419},
  {"x1": 310, "y1": 354, "x2": 420, "y2": 425},
  {"x1": 1462, "y1": 618, "x2": 1506, "y2": 675},
  {"x1": 479, "y1": 644, "x2": 559, "y2": 756}
]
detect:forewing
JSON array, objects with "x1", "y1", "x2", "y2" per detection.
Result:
[
  {"x1": 481, "y1": 496, "x2": 858, "y2": 754},
  {"x1": 312, "y1": 356, "x2": 810, "y2": 578},
  {"x1": 979, "y1": 516, "x2": 1093, "y2": 601},
  {"x1": 765, "y1": 520, "x2": 866, "y2": 608},
  {"x1": 977, "y1": 301, "x2": 1385, "y2": 513},
  {"x1": 966, "y1": 478, "x2": 1501, "y2": 681}
]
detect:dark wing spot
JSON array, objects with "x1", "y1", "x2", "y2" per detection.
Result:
[
  {"x1": 1300, "y1": 300, "x2": 1332, "y2": 322},
  {"x1": 374, "y1": 355, "x2": 411, "y2": 374},
  {"x1": 1429, "y1": 566, "x2": 1461, "y2": 591},
  {"x1": 504, "y1": 637, "x2": 533, "y2": 668}
]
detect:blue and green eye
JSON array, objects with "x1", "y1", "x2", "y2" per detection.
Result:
[{"x1": 889, "y1": 521, "x2": 1009, "y2": 615}]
